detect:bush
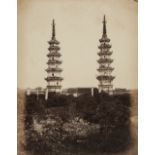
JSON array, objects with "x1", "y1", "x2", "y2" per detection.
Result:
[{"x1": 24, "y1": 92, "x2": 131, "y2": 154}]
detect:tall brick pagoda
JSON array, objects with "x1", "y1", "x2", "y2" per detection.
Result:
[
  {"x1": 97, "y1": 15, "x2": 115, "y2": 94},
  {"x1": 45, "y1": 19, "x2": 63, "y2": 93}
]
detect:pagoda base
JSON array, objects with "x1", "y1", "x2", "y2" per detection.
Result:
[
  {"x1": 45, "y1": 88, "x2": 62, "y2": 100},
  {"x1": 98, "y1": 87, "x2": 113, "y2": 95}
]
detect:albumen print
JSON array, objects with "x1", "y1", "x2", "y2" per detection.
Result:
[{"x1": 18, "y1": 0, "x2": 138, "y2": 154}]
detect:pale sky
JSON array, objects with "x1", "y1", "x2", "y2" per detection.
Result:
[{"x1": 18, "y1": 0, "x2": 138, "y2": 89}]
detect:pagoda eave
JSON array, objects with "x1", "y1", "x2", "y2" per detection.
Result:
[
  {"x1": 47, "y1": 52, "x2": 61, "y2": 57},
  {"x1": 47, "y1": 60, "x2": 62, "y2": 65},
  {"x1": 48, "y1": 46, "x2": 60, "y2": 51},
  {"x1": 97, "y1": 67, "x2": 114, "y2": 72},
  {"x1": 98, "y1": 51, "x2": 112, "y2": 56},
  {"x1": 98, "y1": 44, "x2": 112, "y2": 49},
  {"x1": 97, "y1": 58, "x2": 113, "y2": 64},
  {"x1": 99, "y1": 37, "x2": 110, "y2": 43},
  {"x1": 48, "y1": 39, "x2": 60, "y2": 45},
  {"x1": 45, "y1": 68, "x2": 63, "y2": 73},
  {"x1": 96, "y1": 75, "x2": 115, "y2": 81},
  {"x1": 45, "y1": 77, "x2": 63, "y2": 81}
]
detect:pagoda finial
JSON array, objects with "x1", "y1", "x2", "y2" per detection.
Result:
[
  {"x1": 103, "y1": 15, "x2": 107, "y2": 36},
  {"x1": 52, "y1": 19, "x2": 56, "y2": 40}
]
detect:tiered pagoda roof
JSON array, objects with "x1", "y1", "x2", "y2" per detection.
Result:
[
  {"x1": 97, "y1": 75, "x2": 115, "y2": 81},
  {"x1": 48, "y1": 39, "x2": 60, "y2": 45},
  {"x1": 45, "y1": 67, "x2": 62, "y2": 73},
  {"x1": 96, "y1": 15, "x2": 115, "y2": 94},
  {"x1": 97, "y1": 58, "x2": 113, "y2": 64},
  {"x1": 47, "y1": 59, "x2": 62, "y2": 65},
  {"x1": 99, "y1": 36, "x2": 110, "y2": 43},
  {"x1": 98, "y1": 43, "x2": 112, "y2": 49},
  {"x1": 45, "y1": 76, "x2": 63, "y2": 81},
  {"x1": 97, "y1": 66, "x2": 114, "y2": 72},
  {"x1": 98, "y1": 50, "x2": 113, "y2": 56},
  {"x1": 48, "y1": 45, "x2": 60, "y2": 51},
  {"x1": 47, "y1": 51, "x2": 61, "y2": 57},
  {"x1": 45, "y1": 19, "x2": 63, "y2": 92}
]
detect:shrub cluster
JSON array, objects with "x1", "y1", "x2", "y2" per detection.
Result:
[{"x1": 24, "y1": 92, "x2": 131, "y2": 154}]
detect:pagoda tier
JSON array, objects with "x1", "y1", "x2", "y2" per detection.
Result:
[
  {"x1": 98, "y1": 43, "x2": 112, "y2": 49},
  {"x1": 99, "y1": 36, "x2": 110, "y2": 43},
  {"x1": 47, "y1": 59, "x2": 62, "y2": 65},
  {"x1": 45, "y1": 76, "x2": 63, "y2": 82},
  {"x1": 98, "y1": 51, "x2": 112, "y2": 56},
  {"x1": 97, "y1": 75, "x2": 115, "y2": 81},
  {"x1": 48, "y1": 39, "x2": 60, "y2": 45},
  {"x1": 97, "y1": 66, "x2": 114, "y2": 72},
  {"x1": 47, "y1": 51, "x2": 61, "y2": 57},
  {"x1": 45, "y1": 19, "x2": 63, "y2": 93},
  {"x1": 97, "y1": 58, "x2": 113, "y2": 64},
  {"x1": 96, "y1": 15, "x2": 115, "y2": 94},
  {"x1": 45, "y1": 67, "x2": 62, "y2": 73},
  {"x1": 48, "y1": 45, "x2": 60, "y2": 51}
]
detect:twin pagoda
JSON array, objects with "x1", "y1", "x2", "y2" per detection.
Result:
[
  {"x1": 45, "y1": 20, "x2": 63, "y2": 93},
  {"x1": 97, "y1": 15, "x2": 115, "y2": 94},
  {"x1": 45, "y1": 16, "x2": 115, "y2": 94}
]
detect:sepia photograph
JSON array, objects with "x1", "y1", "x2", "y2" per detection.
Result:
[{"x1": 17, "y1": 0, "x2": 138, "y2": 154}]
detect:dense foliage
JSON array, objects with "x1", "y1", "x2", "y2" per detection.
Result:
[{"x1": 24, "y1": 92, "x2": 131, "y2": 154}]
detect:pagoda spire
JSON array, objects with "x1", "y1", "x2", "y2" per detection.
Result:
[
  {"x1": 103, "y1": 15, "x2": 107, "y2": 37},
  {"x1": 52, "y1": 19, "x2": 56, "y2": 40}
]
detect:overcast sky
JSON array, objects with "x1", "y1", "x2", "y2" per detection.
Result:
[{"x1": 18, "y1": 0, "x2": 137, "y2": 89}]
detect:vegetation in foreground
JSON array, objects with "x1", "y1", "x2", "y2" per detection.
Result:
[{"x1": 24, "y1": 91, "x2": 131, "y2": 155}]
